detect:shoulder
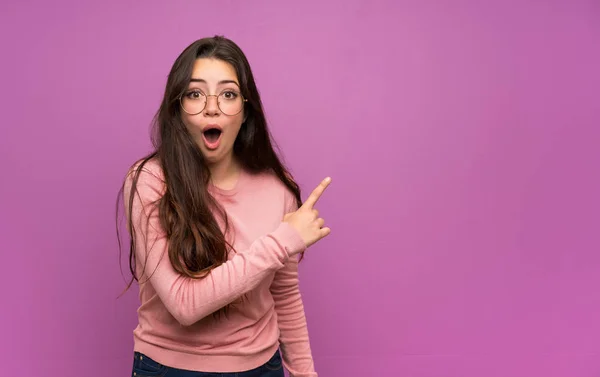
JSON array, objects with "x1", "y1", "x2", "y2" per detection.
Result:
[
  {"x1": 252, "y1": 170, "x2": 293, "y2": 194},
  {"x1": 266, "y1": 170, "x2": 300, "y2": 212},
  {"x1": 127, "y1": 157, "x2": 163, "y2": 183},
  {"x1": 245, "y1": 169, "x2": 298, "y2": 212},
  {"x1": 124, "y1": 157, "x2": 165, "y2": 201}
]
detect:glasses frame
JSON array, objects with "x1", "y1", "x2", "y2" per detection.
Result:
[{"x1": 179, "y1": 89, "x2": 248, "y2": 116}]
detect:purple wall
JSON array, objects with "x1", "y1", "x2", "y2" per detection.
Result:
[{"x1": 1, "y1": 1, "x2": 599, "y2": 376}]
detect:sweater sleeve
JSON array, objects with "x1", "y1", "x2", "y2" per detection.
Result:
[
  {"x1": 270, "y1": 190, "x2": 318, "y2": 377},
  {"x1": 123, "y1": 166, "x2": 306, "y2": 326}
]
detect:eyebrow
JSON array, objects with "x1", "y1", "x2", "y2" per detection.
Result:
[{"x1": 189, "y1": 78, "x2": 240, "y2": 86}]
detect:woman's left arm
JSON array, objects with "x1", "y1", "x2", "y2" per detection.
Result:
[
  {"x1": 270, "y1": 255, "x2": 318, "y2": 377},
  {"x1": 270, "y1": 189, "x2": 318, "y2": 377}
]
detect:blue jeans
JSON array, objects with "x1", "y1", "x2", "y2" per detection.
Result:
[{"x1": 131, "y1": 350, "x2": 285, "y2": 377}]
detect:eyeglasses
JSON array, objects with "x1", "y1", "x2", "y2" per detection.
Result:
[{"x1": 179, "y1": 89, "x2": 247, "y2": 116}]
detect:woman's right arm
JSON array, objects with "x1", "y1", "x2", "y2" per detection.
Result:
[{"x1": 123, "y1": 167, "x2": 306, "y2": 326}]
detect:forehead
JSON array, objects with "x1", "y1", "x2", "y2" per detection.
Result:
[{"x1": 190, "y1": 58, "x2": 239, "y2": 85}]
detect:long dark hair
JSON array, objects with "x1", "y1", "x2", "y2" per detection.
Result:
[{"x1": 116, "y1": 36, "x2": 302, "y2": 297}]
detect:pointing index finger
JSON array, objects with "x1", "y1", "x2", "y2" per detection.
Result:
[{"x1": 302, "y1": 177, "x2": 331, "y2": 209}]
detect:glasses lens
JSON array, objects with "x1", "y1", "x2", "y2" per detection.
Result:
[
  {"x1": 181, "y1": 90, "x2": 206, "y2": 114},
  {"x1": 218, "y1": 90, "x2": 244, "y2": 115}
]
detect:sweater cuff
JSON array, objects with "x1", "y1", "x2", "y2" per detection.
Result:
[{"x1": 271, "y1": 222, "x2": 307, "y2": 260}]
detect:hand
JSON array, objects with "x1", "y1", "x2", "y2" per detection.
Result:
[{"x1": 284, "y1": 177, "x2": 332, "y2": 248}]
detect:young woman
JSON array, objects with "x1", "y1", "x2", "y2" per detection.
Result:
[{"x1": 119, "y1": 36, "x2": 330, "y2": 377}]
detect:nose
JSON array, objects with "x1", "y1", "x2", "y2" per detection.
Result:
[{"x1": 203, "y1": 95, "x2": 220, "y2": 116}]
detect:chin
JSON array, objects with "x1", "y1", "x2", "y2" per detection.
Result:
[
  {"x1": 202, "y1": 151, "x2": 220, "y2": 163},
  {"x1": 201, "y1": 149, "x2": 229, "y2": 165}
]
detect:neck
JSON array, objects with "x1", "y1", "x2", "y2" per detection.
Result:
[{"x1": 208, "y1": 153, "x2": 241, "y2": 189}]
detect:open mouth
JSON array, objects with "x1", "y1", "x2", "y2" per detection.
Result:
[
  {"x1": 202, "y1": 126, "x2": 223, "y2": 150},
  {"x1": 203, "y1": 128, "x2": 222, "y2": 143}
]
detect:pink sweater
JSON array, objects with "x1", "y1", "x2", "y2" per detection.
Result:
[{"x1": 124, "y1": 159, "x2": 317, "y2": 376}]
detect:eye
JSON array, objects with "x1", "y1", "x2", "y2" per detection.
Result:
[
  {"x1": 185, "y1": 90, "x2": 204, "y2": 100},
  {"x1": 221, "y1": 90, "x2": 239, "y2": 100}
]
